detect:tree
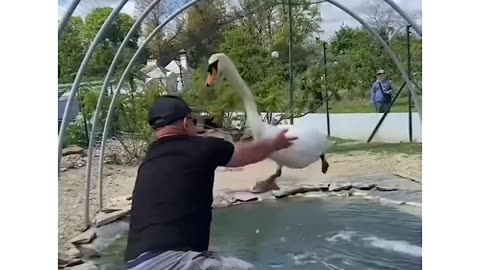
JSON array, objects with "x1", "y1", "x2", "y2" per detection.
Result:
[
  {"x1": 146, "y1": 0, "x2": 227, "y2": 68},
  {"x1": 329, "y1": 26, "x2": 388, "y2": 97},
  {"x1": 365, "y1": 0, "x2": 404, "y2": 42},
  {"x1": 58, "y1": 16, "x2": 86, "y2": 83},
  {"x1": 134, "y1": 0, "x2": 168, "y2": 36},
  {"x1": 81, "y1": 8, "x2": 139, "y2": 80}
]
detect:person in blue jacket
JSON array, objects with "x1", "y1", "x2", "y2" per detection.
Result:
[{"x1": 370, "y1": 69, "x2": 395, "y2": 113}]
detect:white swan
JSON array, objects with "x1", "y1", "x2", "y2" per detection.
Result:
[{"x1": 206, "y1": 53, "x2": 332, "y2": 193}]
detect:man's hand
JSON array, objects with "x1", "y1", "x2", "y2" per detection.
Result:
[
  {"x1": 272, "y1": 129, "x2": 298, "y2": 151},
  {"x1": 225, "y1": 129, "x2": 298, "y2": 168}
]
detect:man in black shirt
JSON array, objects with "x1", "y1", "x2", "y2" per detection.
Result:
[{"x1": 125, "y1": 95, "x2": 297, "y2": 270}]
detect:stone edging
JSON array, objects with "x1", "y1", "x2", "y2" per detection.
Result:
[
  {"x1": 59, "y1": 180, "x2": 421, "y2": 269},
  {"x1": 213, "y1": 182, "x2": 421, "y2": 209},
  {"x1": 59, "y1": 195, "x2": 132, "y2": 269}
]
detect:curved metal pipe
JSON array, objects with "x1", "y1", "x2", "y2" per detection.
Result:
[
  {"x1": 58, "y1": 0, "x2": 82, "y2": 40},
  {"x1": 324, "y1": 0, "x2": 422, "y2": 120},
  {"x1": 97, "y1": 0, "x2": 203, "y2": 208},
  {"x1": 85, "y1": 0, "x2": 164, "y2": 212},
  {"x1": 382, "y1": 0, "x2": 422, "y2": 36},
  {"x1": 58, "y1": 0, "x2": 129, "y2": 168},
  {"x1": 56, "y1": 0, "x2": 129, "y2": 229}
]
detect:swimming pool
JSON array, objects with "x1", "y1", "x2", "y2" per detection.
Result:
[{"x1": 94, "y1": 198, "x2": 421, "y2": 270}]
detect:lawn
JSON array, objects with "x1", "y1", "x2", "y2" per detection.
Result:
[
  {"x1": 329, "y1": 137, "x2": 422, "y2": 156},
  {"x1": 318, "y1": 96, "x2": 420, "y2": 113}
]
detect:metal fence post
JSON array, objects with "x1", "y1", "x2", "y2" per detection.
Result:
[
  {"x1": 287, "y1": 0, "x2": 294, "y2": 125},
  {"x1": 323, "y1": 42, "x2": 331, "y2": 136},
  {"x1": 407, "y1": 25, "x2": 413, "y2": 142}
]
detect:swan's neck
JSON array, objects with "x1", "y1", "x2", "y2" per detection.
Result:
[{"x1": 222, "y1": 59, "x2": 263, "y2": 131}]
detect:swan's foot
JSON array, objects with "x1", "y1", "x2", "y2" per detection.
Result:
[
  {"x1": 251, "y1": 166, "x2": 282, "y2": 194},
  {"x1": 320, "y1": 154, "x2": 329, "y2": 174}
]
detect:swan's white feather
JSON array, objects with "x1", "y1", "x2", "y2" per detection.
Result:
[
  {"x1": 209, "y1": 53, "x2": 332, "y2": 169},
  {"x1": 256, "y1": 122, "x2": 332, "y2": 168}
]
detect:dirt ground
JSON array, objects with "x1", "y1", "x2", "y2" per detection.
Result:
[{"x1": 58, "y1": 151, "x2": 421, "y2": 249}]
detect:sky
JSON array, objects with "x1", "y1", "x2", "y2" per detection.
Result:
[{"x1": 58, "y1": 0, "x2": 422, "y2": 40}]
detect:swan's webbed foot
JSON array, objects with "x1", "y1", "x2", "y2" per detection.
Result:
[
  {"x1": 251, "y1": 166, "x2": 282, "y2": 194},
  {"x1": 320, "y1": 154, "x2": 329, "y2": 174}
]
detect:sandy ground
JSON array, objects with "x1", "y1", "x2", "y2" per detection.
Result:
[{"x1": 58, "y1": 151, "x2": 421, "y2": 249}]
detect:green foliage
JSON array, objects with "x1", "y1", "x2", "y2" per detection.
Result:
[
  {"x1": 327, "y1": 25, "x2": 422, "y2": 100},
  {"x1": 58, "y1": 8, "x2": 139, "y2": 83},
  {"x1": 272, "y1": 0, "x2": 323, "y2": 45},
  {"x1": 184, "y1": 24, "x2": 290, "y2": 125},
  {"x1": 116, "y1": 85, "x2": 166, "y2": 144},
  {"x1": 146, "y1": 0, "x2": 227, "y2": 68},
  {"x1": 82, "y1": 8, "x2": 138, "y2": 45},
  {"x1": 77, "y1": 87, "x2": 112, "y2": 125},
  {"x1": 71, "y1": 84, "x2": 166, "y2": 148},
  {"x1": 59, "y1": 16, "x2": 85, "y2": 83},
  {"x1": 184, "y1": 63, "x2": 240, "y2": 125},
  {"x1": 66, "y1": 117, "x2": 89, "y2": 147},
  {"x1": 60, "y1": 0, "x2": 423, "y2": 151}
]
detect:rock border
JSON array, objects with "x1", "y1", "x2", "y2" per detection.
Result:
[
  {"x1": 59, "y1": 178, "x2": 421, "y2": 269},
  {"x1": 59, "y1": 196, "x2": 132, "y2": 269}
]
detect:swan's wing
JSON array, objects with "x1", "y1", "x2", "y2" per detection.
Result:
[{"x1": 266, "y1": 124, "x2": 333, "y2": 168}]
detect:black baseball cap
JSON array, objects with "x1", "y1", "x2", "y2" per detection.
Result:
[{"x1": 148, "y1": 95, "x2": 192, "y2": 130}]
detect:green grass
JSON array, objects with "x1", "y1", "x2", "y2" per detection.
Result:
[
  {"x1": 321, "y1": 97, "x2": 420, "y2": 113},
  {"x1": 330, "y1": 140, "x2": 422, "y2": 156},
  {"x1": 328, "y1": 136, "x2": 357, "y2": 144}
]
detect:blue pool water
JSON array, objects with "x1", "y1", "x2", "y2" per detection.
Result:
[{"x1": 95, "y1": 198, "x2": 421, "y2": 270}]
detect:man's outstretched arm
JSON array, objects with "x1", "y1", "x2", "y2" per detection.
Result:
[{"x1": 225, "y1": 129, "x2": 297, "y2": 168}]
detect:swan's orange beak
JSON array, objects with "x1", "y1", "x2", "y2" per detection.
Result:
[{"x1": 206, "y1": 68, "x2": 217, "y2": 87}]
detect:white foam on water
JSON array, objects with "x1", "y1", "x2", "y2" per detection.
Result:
[
  {"x1": 321, "y1": 260, "x2": 345, "y2": 270},
  {"x1": 288, "y1": 252, "x2": 319, "y2": 265},
  {"x1": 322, "y1": 256, "x2": 352, "y2": 270},
  {"x1": 362, "y1": 236, "x2": 422, "y2": 257},
  {"x1": 325, "y1": 230, "x2": 357, "y2": 242},
  {"x1": 268, "y1": 263, "x2": 284, "y2": 268}
]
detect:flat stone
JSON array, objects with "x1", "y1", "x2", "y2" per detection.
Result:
[
  {"x1": 317, "y1": 183, "x2": 330, "y2": 191},
  {"x1": 300, "y1": 183, "x2": 330, "y2": 192},
  {"x1": 405, "y1": 201, "x2": 422, "y2": 207},
  {"x1": 95, "y1": 208, "x2": 130, "y2": 227},
  {"x1": 331, "y1": 190, "x2": 353, "y2": 197},
  {"x1": 376, "y1": 186, "x2": 399, "y2": 192},
  {"x1": 212, "y1": 194, "x2": 235, "y2": 208},
  {"x1": 232, "y1": 192, "x2": 258, "y2": 203},
  {"x1": 352, "y1": 183, "x2": 376, "y2": 190},
  {"x1": 69, "y1": 228, "x2": 96, "y2": 245},
  {"x1": 329, "y1": 182, "x2": 352, "y2": 192},
  {"x1": 273, "y1": 183, "x2": 332, "y2": 198},
  {"x1": 303, "y1": 191, "x2": 330, "y2": 198},
  {"x1": 102, "y1": 199, "x2": 132, "y2": 213},
  {"x1": 58, "y1": 252, "x2": 72, "y2": 265},
  {"x1": 62, "y1": 145, "x2": 84, "y2": 156},
  {"x1": 271, "y1": 187, "x2": 304, "y2": 198},
  {"x1": 64, "y1": 258, "x2": 84, "y2": 267},
  {"x1": 65, "y1": 261, "x2": 98, "y2": 270},
  {"x1": 379, "y1": 197, "x2": 405, "y2": 205},
  {"x1": 77, "y1": 244, "x2": 101, "y2": 259},
  {"x1": 61, "y1": 246, "x2": 82, "y2": 258},
  {"x1": 257, "y1": 192, "x2": 276, "y2": 201},
  {"x1": 350, "y1": 190, "x2": 369, "y2": 197}
]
